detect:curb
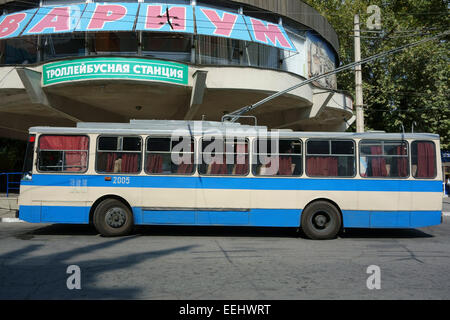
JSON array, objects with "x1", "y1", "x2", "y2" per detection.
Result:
[{"x1": 0, "y1": 217, "x2": 24, "y2": 223}]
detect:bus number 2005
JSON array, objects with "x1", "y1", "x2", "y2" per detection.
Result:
[{"x1": 113, "y1": 177, "x2": 130, "y2": 185}]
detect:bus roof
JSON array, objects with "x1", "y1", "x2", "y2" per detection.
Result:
[{"x1": 28, "y1": 120, "x2": 440, "y2": 140}]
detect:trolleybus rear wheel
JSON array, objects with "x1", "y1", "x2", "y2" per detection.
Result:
[
  {"x1": 301, "y1": 201, "x2": 341, "y2": 240},
  {"x1": 93, "y1": 199, "x2": 134, "y2": 237}
]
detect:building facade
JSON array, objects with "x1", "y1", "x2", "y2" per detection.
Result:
[{"x1": 0, "y1": 0, "x2": 354, "y2": 141}]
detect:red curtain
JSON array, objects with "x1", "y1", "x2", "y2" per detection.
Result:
[
  {"x1": 233, "y1": 160, "x2": 248, "y2": 175},
  {"x1": 279, "y1": 156, "x2": 293, "y2": 175},
  {"x1": 122, "y1": 154, "x2": 139, "y2": 173},
  {"x1": 234, "y1": 144, "x2": 248, "y2": 175},
  {"x1": 396, "y1": 146, "x2": 408, "y2": 177},
  {"x1": 146, "y1": 154, "x2": 163, "y2": 173},
  {"x1": 370, "y1": 146, "x2": 387, "y2": 177},
  {"x1": 39, "y1": 135, "x2": 88, "y2": 172},
  {"x1": 416, "y1": 142, "x2": 435, "y2": 178},
  {"x1": 210, "y1": 156, "x2": 228, "y2": 174},
  {"x1": 177, "y1": 162, "x2": 193, "y2": 174},
  {"x1": 106, "y1": 153, "x2": 118, "y2": 172},
  {"x1": 307, "y1": 157, "x2": 338, "y2": 176}
]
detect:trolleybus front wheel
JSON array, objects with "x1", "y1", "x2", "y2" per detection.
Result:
[
  {"x1": 93, "y1": 199, "x2": 134, "y2": 237},
  {"x1": 301, "y1": 201, "x2": 342, "y2": 240}
]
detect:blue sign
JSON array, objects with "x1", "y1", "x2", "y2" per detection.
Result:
[
  {"x1": 244, "y1": 16, "x2": 296, "y2": 51},
  {"x1": 195, "y1": 6, "x2": 251, "y2": 41},
  {"x1": 135, "y1": 4, "x2": 194, "y2": 34},
  {"x1": 77, "y1": 3, "x2": 139, "y2": 32},
  {"x1": 0, "y1": 9, "x2": 37, "y2": 39},
  {"x1": 23, "y1": 5, "x2": 85, "y2": 35},
  {"x1": 0, "y1": 2, "x2": 297, "y2": 52}
]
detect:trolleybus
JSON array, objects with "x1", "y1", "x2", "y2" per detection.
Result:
[{"x1": 18, "y1": 120, "x2": 443, "y2": 239}]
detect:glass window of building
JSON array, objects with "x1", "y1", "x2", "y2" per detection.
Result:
[
  {"x1": 41, "y1": 34, "x2": 86, "y2": 61},
  {"x1": 306, "y1": 140, "x2": 355, "y2": 177},
  {"x1": 197, "y1": 36, "x2": 240, "y2": 65},
  {"x1": 90, "y1": 32, "x2": 138, "y2": 55},
  {"x1": 142, "y1": 32, "x2": 192, "y2": 62},
  {"x1": 0, "y1": 37, "x2": 38, "y2": 65},
  {"x1": 244, "y1": 42, "x2": 280, "y2": 69},
  {"x1": 253, "y1": 139, "x2": 302, "y2": 176},
  {"x1": 359, "y1": 140, "x2": 409, "y2": 178}
]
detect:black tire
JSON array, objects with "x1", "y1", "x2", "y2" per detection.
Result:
[
  {"x1": 93, "y1": 199, "x2": 134, "y2": 237},
  {"x1": 301, "y1": 201, "x2": 342, "y2": 240}
]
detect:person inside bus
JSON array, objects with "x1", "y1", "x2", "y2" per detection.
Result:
[{"x1": 113, "y1": 156, "x2": 122, "y2": 173}]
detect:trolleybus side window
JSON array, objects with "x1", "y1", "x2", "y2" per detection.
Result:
[
  {"x1": 253, "y1": 139, "x2": 302, "y2": 176},
  {"x1": 411, "y1": 140, "x2": 436, "y2": 179},
  {"x1": 145, "y1": 137, "x2": 195, "y2": 175},
  {"x1": 306, "y1": 140, "x2": 355, "y2": 177},
  {"x1": 359, "y1": 140, "x2": 409, "y2": 178},
  {"x1": 96, "y1": 136, "x2": 142, "y2": 174},
  {"x1": 199, "y1": 137, "x2": 249, "y2": 176},
  {"x1": 37, "y1": 135, "x2": 89, "y2": 173}
]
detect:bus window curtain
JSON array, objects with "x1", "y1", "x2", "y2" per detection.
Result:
[
  {"x1": 416, "y1": 142, "x2": 435, "y2": 178},
  {"x1": 39, "y1": 135, "x2": 88, "y2": 172},
  {"x1": 106, "y1": 153, "x2": 117, "y2": 172},
  {"x1": 233, "y1": 144, "x2": 248, "y2": 175},
  {"x1": 396, "y1": 146, "x2": 408, "y2": 177},
  {"x1": 370, "y1": 146, "x2": 387, "y2": 177},
  {"x1": 122, "y1": 153, "x2": 139, "y2": 173},
  {"x1": 146, "y1": 154, "x2": 163, "y2": 173},
  {"x1": 233, "y1": 160, "x2": 248, "y2": 175},
  {"x1": 307, "y1": 157, "x2": 338, "y2": 176},
  {"x1": 177, "y1": 161, "x2": 193, "y2": 174},
  {"x1": 210, "y1": 155, "x2": 228, "y2": 174},
  {"x1": 279, "y1": 156, "x2": 293, "y2": 175}
]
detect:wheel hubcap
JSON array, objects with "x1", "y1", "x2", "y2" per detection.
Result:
[
  {"x1": 105, "y1": 207, "x2": 127, "y2": 228},
  {"x1": 312, "y1": 212, "x2": 330, "y2": 230}
]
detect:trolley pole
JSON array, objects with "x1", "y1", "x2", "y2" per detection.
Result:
[{"x1": 354, "y1": 14, "x2": 365, "y2": 133}]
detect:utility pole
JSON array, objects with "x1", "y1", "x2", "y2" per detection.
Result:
[{"x1": 354, "y1": 14, "x2": 365, "y2": 133}]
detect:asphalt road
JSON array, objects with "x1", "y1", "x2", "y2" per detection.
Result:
[{"x1": 0, "y1": 213, "x2": 449, "y2": 300}]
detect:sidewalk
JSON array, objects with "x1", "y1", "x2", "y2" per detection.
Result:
[{"x1": 0, "y1": 194, "x2": 20, "y2": 222}]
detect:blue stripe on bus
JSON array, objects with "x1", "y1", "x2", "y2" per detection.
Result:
[
  {"x1": 19, "y1": 205, "x2": 89, "y2": 224},
  {"x1": 21, "y1": 174, "x2": 443, "y2": 192},
  {"x1": 342, "y1": 210, "x2": 441, "y2": 228},
  {"x1": 134, "y1": 208, "x2": 301, "y2": 227},
  {"x1": 19, "y1": 205, "x2": 441, "y2": 228}
]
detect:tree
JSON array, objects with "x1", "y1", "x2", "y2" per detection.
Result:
[
  {"x1": 0, "y1": 138, "x2": 26, "y2": 172},
  {"x1": 304, "y1": 0, "x2": 449, "y2": 148}
]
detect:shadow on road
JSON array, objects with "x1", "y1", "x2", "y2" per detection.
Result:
[
  {"x1": 0, "y1": 232, "x2": 197, "y2": 299},
  {"x1": 339, "y1": 228, "x2": 433, "y2": 239},
  {"x1": 13, "y1": 223, "x2": 436, "y2": 240}
]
